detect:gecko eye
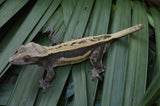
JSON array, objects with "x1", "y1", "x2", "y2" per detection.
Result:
[{"x1": 23, "y1": 55, "x2": 31, "y2": 62}]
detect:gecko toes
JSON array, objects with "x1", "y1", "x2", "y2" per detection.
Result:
[
  {"x1": 91, "y1": 76, "x2": 95, "y2": 81},
  {"x1": 98, "y1": 76, "x2": 103, "y2": 81},
  {"x1": 91, "y1": 74, "x2": 103, "y2": 81},
  {"x1": 38, "y1": 79, "x2": 51, "y2": 92},
  {"x1": 90, "y1": 67, "x2": 104, "y2": 81}
]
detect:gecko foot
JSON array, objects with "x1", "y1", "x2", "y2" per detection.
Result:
[
  {"x1": 38, "y1": 79, "x2": 51, "y2": 93},
  {"x1": 90, "y1": 67, "x2": 104, "y2": 81}
]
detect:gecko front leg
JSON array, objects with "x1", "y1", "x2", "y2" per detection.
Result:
[
  {"x1": 38, "y1": 66, "x2": 55, "y2": 92},
  {"x1": 89, "y1": 43, "x2": 111, "y2": 80}
]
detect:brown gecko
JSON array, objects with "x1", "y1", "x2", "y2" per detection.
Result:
[{"x1": 9, "y1": 24, "x2": 144, "y2": 92}]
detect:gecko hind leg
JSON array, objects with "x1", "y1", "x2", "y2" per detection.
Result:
[
  {"x1": 89, "y1": 43, "x2": 110, "y2": 80},
  {"x1": 38, "y1": 67, "x2": 55, "y2": 92}
]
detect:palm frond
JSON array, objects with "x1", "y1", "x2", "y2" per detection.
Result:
[{"x1": 0, "y1": 0, "x2": 159, "y2": 106}]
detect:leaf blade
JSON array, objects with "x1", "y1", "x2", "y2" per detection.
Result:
[
  {"x1": 101, "y1": 0, "x2": 131, "y2": 105},
  {"x1": 139, "y1": 6, "x2": 160, "y2": 106},
  {"x1": 124, "y1": 1, "x2": 148, "y2": 105},
  {"x1": 0, "y1": 0, "x2": 29, "y2": 28}
]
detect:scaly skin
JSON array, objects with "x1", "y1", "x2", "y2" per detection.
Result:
[{"x1": 9, "y1": 24, "x2": 145, "y2": 92}]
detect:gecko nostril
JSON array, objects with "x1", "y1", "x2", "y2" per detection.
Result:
[{"x1": 9, "y1": 57, "x2": 13, "y2": 63}]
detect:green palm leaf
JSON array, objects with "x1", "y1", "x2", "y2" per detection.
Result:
[{"x1": 0, "y1": 0, "x2": 159, "y2": 106}]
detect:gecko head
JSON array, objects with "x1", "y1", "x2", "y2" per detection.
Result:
[{"x1": 9, "y1": 42, "x2": 47, "y2": 65}]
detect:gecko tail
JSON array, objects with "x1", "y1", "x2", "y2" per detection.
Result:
[{"x1": 110, "y1": 24, "x2": 145, "y2": 39}]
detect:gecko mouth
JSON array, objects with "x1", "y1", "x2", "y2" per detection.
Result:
[
  {"x1": 9, "y1": 57, "x2": 14, "y2": 63},
  {"x1": 8, "y1": 55, "x2": 25, "y2": 65},
  {"x1": 9, "y1": 57, "x2": 19, "y2": 65}
]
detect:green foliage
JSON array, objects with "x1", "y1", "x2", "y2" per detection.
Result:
[
  {"x1": 0, "y1": 0, "x2": 160, "y2": 106},
  {"x1": 102, "y1": 0, "x2": 131, "y2": 105}
]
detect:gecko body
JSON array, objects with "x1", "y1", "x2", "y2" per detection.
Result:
[{"x1": 9, "y1": 24, "x2": 144, "y2": 92}]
